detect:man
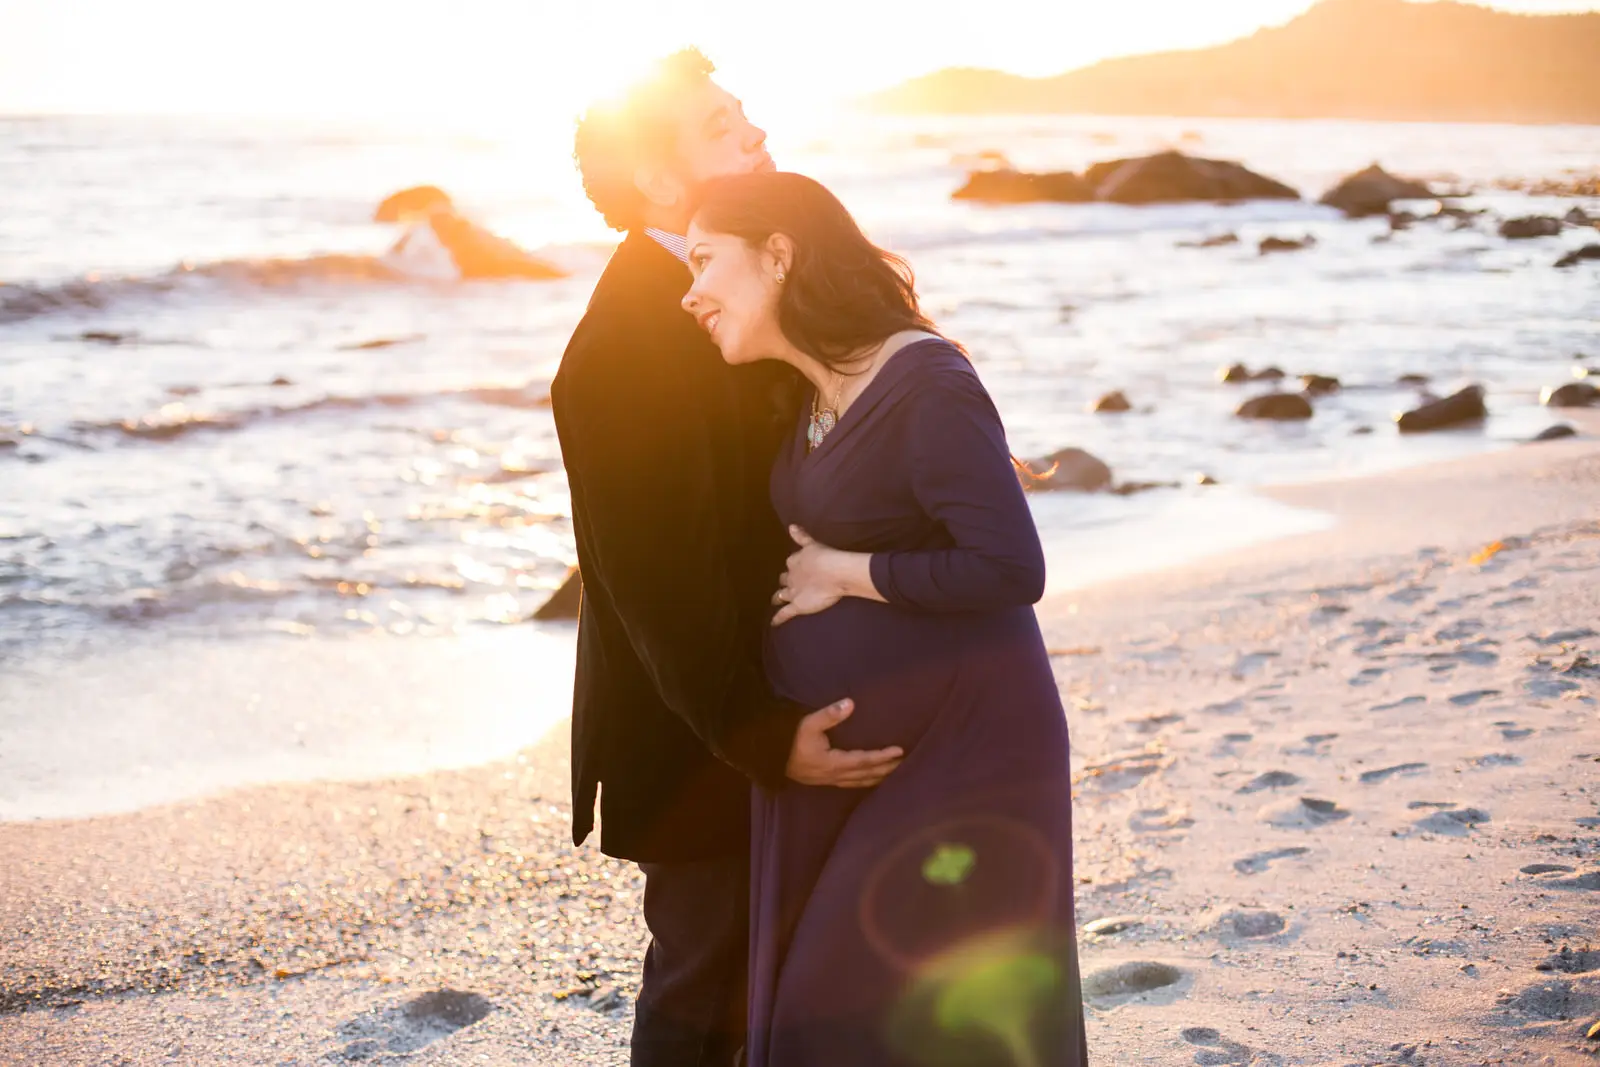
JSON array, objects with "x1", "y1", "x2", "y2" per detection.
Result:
[{"x1": 553, "y1": 50, "x2": 903, "y2": 1067}]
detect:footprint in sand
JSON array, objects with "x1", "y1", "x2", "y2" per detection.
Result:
[
  {"x1": 1493, "y1": 721, "x2": 1534, "y2": 740},
  {"x1": 1412, "y1": 807, "x2": 1491, "y2": 835},
  {"x1": 1471, "y1": 753, "x2": 1522, "y2": 768},
  {"x1": 1236, "y1": 771, "x2": 1302, "y2": 794},
  {"x1": 1212, "y1": 732, "x2": 1254, "y2": 756},
  {"x1": 1233, "y1": 847, "x2": 1311, "y2": 875},
  {"x1": 1536, "y1": 947, "x2": 1600, "y2": 974},
  {"x1": 1490, "y1": 594, "x2": 1534, "y2": 610},
  {"x1": 1520, "y1": 863, "x2": 1575, "y2": 876},
  {"x1": 1387, "y1": 584, "x2": 1434, "y2": 606},
  {"x1": 1434, "y1": 618, "x2": 1485, "y2": 642},
  {"x1": 1081, "y1": 752, "x2": 1170, "y2": 792},
  {"x1": 1282, "y1": 733, "x2": 1337, "y2": 757},
  {"x1": 1082, "y1": 961, "x2": 1185, "y2": 1007},
  {"x1": 1496, "y1": 977, "x2": 1600, "y2": 1022},
  {"x1": 1542, "y1": 869, "x2": 1600, "y2": 891},
  {"x1": 1359, "y1": 762, "x2": 1428, "y2": 784},
  {"x1": 1531, "y1": 626, "x2": 1599, "y2": 646},
  {"x1": 1230, "y1": 651, "x2": 1280, "y2": 678},
  {"x1": 1349, "y1": 666, "x2": 1388, "y2": 687},
  {"x1": 1128, "y1": 712, "x2": 1184, "y2": 735},
  {"x1": 1180, "y1": 1027, "x2": 1276, "y2": 1067},
  {"x1": 1258, "y1": 797, "x2": 1351, "y2": 829},
  {"x1": 1448, "y1": 689, "x2": 1501, "y2": 706},
  {"x1": 1210, "y1": 908, "x2": 1287, "y2": 940},
  {"x1": 331, "y1": 991, "x2": 494, "y2": 1062},
  {"x1": 1130, "y1": 806, "x2": 1195, "y2": 833},
  {"x1": 1202, "y1": 699, "x2": 1246, "y2": 716},
  {"x1": 1372, "y1": 695, "x2": 1426, "y2": 713}
]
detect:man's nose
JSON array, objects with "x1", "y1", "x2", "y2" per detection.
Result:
[{"x1": 745, "y1": 121, "x2": 768, "y2": 155}]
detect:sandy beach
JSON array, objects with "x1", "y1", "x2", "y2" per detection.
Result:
[{"x1": 3, "y1": 414, "x2": 1597, "y2": 1066}]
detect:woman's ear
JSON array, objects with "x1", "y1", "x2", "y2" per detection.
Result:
[{"x1": 764, "y1": 233, "x2": 795, "y2": 280}]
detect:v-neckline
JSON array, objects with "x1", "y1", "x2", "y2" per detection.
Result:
[{"x1": 798, "y1": 337, "x2": 947, "y2": 465}]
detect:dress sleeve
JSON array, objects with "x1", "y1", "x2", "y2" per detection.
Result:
[{"x1": 868, "y1": 363, "x2": 1046, "y2": 611}]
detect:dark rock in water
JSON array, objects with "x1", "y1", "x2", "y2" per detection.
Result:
[
  {"x1": 1237, "y1": 393, "x2": 1313, "y2": 421},
  {"x1": 1555, "y1": 244, "x2": 1600, "y2": 268},
  {"x1": 1397, "y1": 373, "x2": 1431, "y2": 386},
  {"x1": 1498, "y1": 215, "x2": 1562, "y2": 240},
  {"x1": 1397, "y1": 385, "x2": 1487, "y2": 433},
  {"x1": 533, "y1": 567, "x2": 582, "y2": 621},
  {"x1": 1531, "y1": 424, "x2": 1577, "y2": 442},
  {"x1": 1543, "y1": 382, "x2": 1599, "y2": 408},
  {"x1": 1178, "y1": 232, "x2": 1239, "y2": 249},
  {"x1": 1219, "y1": 363, "x2": 1253, "y2": 384},
  {"x1": 269, "y1": 376, "x2": 293, "y2": 387},
  {"x1": 951, "y1": 169, "x2": 1094, "y2": 204},
  {"x1": 1351, "y1": 425, "x2": 1375, "y2": 435},
  {"x1": 1195, "y1": 473, "x2": 1219, "y2": 486},
  {"x1": 421, "y1": 213, "x2": 566, "y2": 280},
  {"x1": 1320, "y1": 164, "x2": 1434, "y2": 217},
  {"x1": 1301, "y1": 374, "x2": 1341, "y2": 395},
  {"x1": 1110, "y1": 480, "x2": 1180, "y2": 496},
  {"x1": 1084, "y1": 151, "x2": 1299, "y2": 205},
  {"x1": 376, "y1": 185, "x2": 454, "y2": 223},
  {"x1": 1388, "y1": 210, "x2": 1417, "y2": 230},
  {"x1": 1023, "y1": 448, "x2": 1113, "y2": 493},
  {"x1": 81, "y1": 330, "x2": 133, "y2": 345},
  {"x1": 1252, "y1": 366, "x2": 1286, "y2": 381},
  {"x1": 1091, "y1": 390, "x2": 1132, "y2": 413},
  {"x1": 343, "y1": 335, "x2": 425, "y2": 351},
  {"x1": 1566, "y1": 206, "x2": 1596, "y2": 227},
  {"x1": 1259, "y1": 235, "x2": 1315, "y2": 255}
]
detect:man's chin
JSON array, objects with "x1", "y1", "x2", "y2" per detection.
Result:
[{"x1": 754, "y1": 157, "x2": 777, "y2": 174}]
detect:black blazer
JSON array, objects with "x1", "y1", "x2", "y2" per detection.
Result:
[{"x1": 552, "y1": 232, "x2": 809, "y2": 862}]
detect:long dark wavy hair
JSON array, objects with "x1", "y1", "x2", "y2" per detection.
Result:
[{"x1": 689, "y1": 171, "x2": 950, "y2": 371}]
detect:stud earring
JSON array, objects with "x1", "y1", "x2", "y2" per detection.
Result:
[{"x1": 776, "y1": 272, "x2": 786, "y2": 284}]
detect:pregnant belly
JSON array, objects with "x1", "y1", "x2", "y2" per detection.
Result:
[{"x1": 764, "y1": 600, "x2": 1032, "y2": 755}]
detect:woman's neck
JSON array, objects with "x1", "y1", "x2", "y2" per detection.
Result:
[{"x1": 773, "y1": 329, "x2": 935, "y2": 401}]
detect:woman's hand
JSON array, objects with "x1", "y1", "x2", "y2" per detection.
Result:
[{"x1": 772, "y1": 526, "x2": 880, "y2": 626}]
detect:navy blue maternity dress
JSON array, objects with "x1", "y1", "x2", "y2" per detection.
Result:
[{"x1": 749, "y1": 339, "x2": 1088, "y2": 1067}]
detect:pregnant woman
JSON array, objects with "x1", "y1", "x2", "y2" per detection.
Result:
[{"x1": 681, "y1": 172, "x2": 1088, "y2": 1067}]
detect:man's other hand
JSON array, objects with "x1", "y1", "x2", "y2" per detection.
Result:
[{"x1": 785, "y1": 699, "x2": 903, "y2": 788}]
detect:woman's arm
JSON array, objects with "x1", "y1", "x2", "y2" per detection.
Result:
[
  {"x1": 868, "y1": 363, "x2": 1046, "y2": 611},
  {"x1": 772, "y1": 361, "x2": 1045, "y2": 622}
]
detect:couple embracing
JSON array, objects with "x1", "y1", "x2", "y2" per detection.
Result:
[{"x1": 553, "y1": 49, "x2": 1088, "y2": 1067}]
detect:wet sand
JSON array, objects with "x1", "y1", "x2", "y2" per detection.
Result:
[{"x1": 2, "y1": 413, "x2": 1597, "y2": 1066}]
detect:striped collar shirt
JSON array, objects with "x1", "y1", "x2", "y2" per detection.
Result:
[{"x1": 644, "y1": 227, "x2": 689, "y2": 264}]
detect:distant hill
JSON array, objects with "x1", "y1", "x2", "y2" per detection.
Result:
[{"x1": 868, "y1": 0, "x2": 1600, "y2": 125}]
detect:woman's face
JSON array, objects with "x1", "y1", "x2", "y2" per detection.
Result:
[{"x1": 681, "y1": 224, "x2": 783, "y2": 365}]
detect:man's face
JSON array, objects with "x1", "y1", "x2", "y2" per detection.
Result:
[{"x1": 653, "y1": 81, "x2": 773, "y2": 217}]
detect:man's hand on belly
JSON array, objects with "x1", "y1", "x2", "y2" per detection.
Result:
[{"x1": 785, "y1": 699, "x2": 904, "y2": 788}]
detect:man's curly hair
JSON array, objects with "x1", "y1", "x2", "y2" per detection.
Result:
[{"x1": 574, "y1": 49, "x2": 716, "y2": 233}]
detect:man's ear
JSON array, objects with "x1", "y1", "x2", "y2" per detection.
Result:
[
  {"x1": 634, "y1": 163, "x2": 685, "y2": 211},
  {"x1": 764, "y1": 233, "x2": 795, "y2": 278}
]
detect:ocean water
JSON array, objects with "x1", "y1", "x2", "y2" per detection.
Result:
[{"x1": 3, "y1": 111, "x2": 1598, "y2": 661}]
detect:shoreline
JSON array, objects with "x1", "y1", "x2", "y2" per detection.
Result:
[
  {"x1": 2, "y1": 413, "x2": 1597, "y2": 1064},
  {"x1": 3, "y1": 417, "x2": 1593, "y2": 825}
]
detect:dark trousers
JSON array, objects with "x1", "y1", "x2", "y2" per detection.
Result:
[{"x1": 632, "y1": 852, "x2": 750, "y2": 1067}]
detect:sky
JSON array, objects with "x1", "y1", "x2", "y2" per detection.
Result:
[{"x1": 1, "y1": 0, "x2": 1596, "y2": 127}]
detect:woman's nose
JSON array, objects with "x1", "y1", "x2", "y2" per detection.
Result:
[{"x1": 681, "y1": 289, "x2": 700, "y2": 314}]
